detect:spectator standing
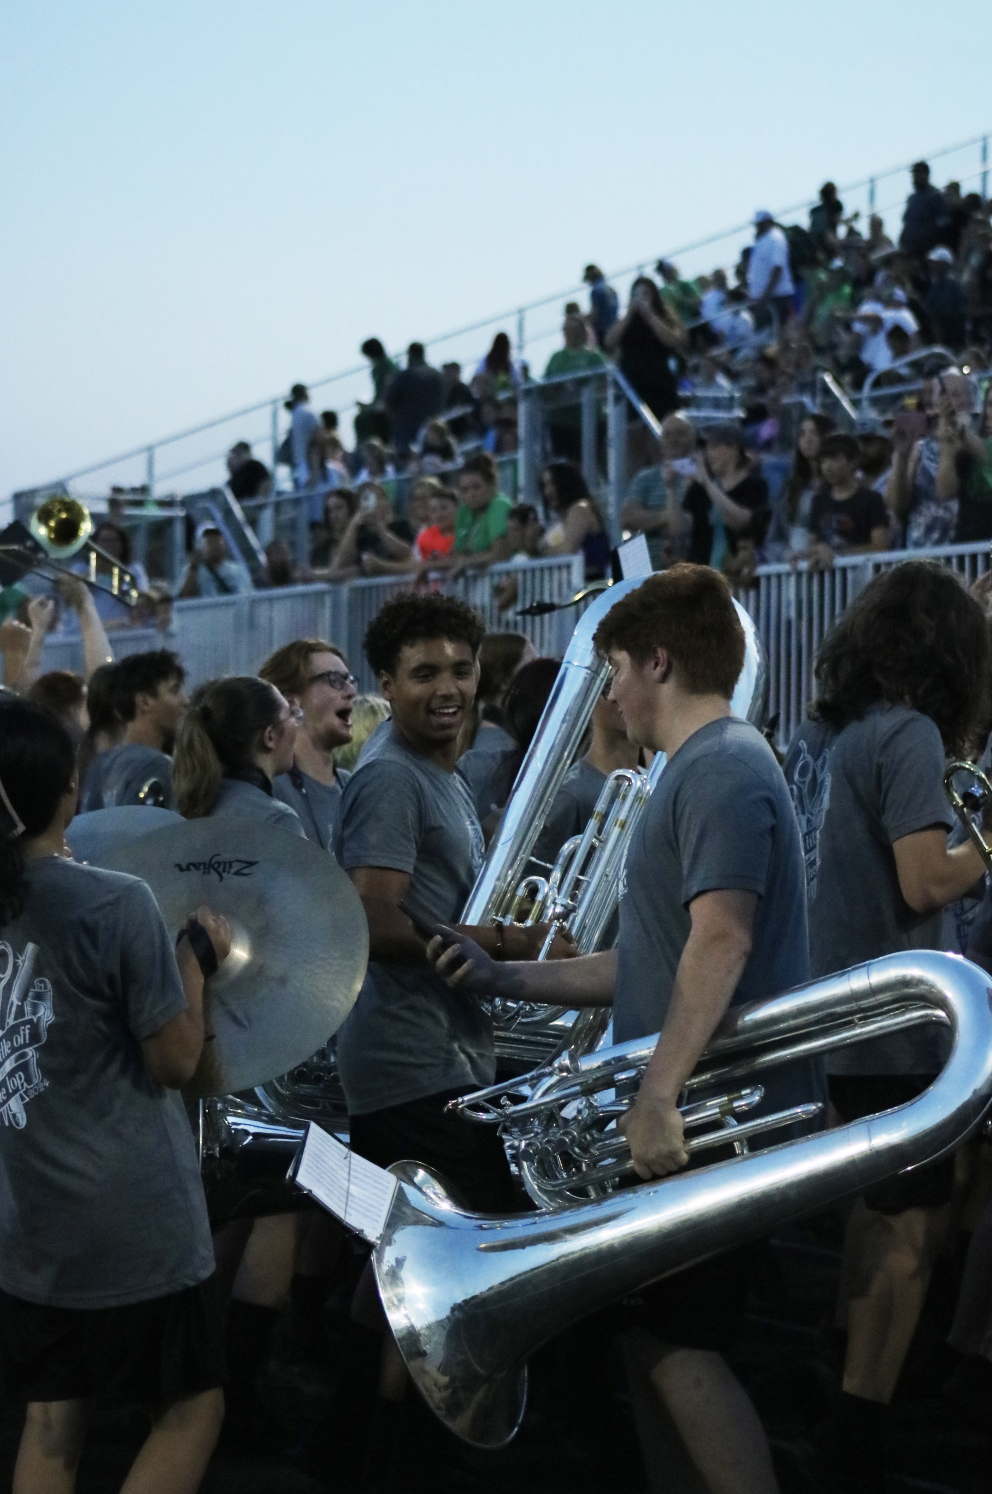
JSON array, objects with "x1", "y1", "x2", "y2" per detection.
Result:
[
  {"x1": 655, "y1": 260, "x2": 701, "y2": 328},
  {"x1": 806, "y1": 432, "x2": 890, "y2": 568},
  {"x1": 808, "y1": 182, "x2": 844, "y2": 255},
  {"x1": 747, "y1": 211, "x2": 795, "y2": 328},
  {"x1": 923, "y1": 246, "x2": 968, "y2": 350},
  {"x1": 356, "y1": 338, "x2": 397, "y2": 444},
  {"x1": 539, "y1": 462, "x2": 610, "y2": 579},
  {"x1": 937, "y1": 380, "x2": 992, "y2": 542},
  {"x1": 582, "y1": 264, "x2": 619, "y2": 348},
  {"x1": 285, "y1": 384, "x2": 318, "y2": 492},
  {"x1": 226, "y1": 442, "x2": 272, "y2": 501},
  {"x1": 178, "y1": 522, "x2": 252, "y2": 598},
  {"x1": 605, "y1": 276, "x2": 688, "y2": 474},
  {"x1": 886, "y1": 376, "x2": 965, "y2": 547},
  {"x1": 474, "y1": 332, "x2": 522, "y2": 396},
  {"x1": 699, "y1": 268, "x2": 729, "y2": 331},
  {"x1": 441, "y1": 362, "x2": 478, "y2": 440},
  {"x1": 543, "y1": 310, "x2": 607, "y2": 461},
  {"x1": 899, "y1": 161, "x2": 950, "y2": 257},
  {"x1": 385, "y1": 343, "x2": 444, "y2": 462},
  {"x1": 867, "y1": 214, "x2": 895, "y2": 256},
  {"x1": 620, "y1": 412, "x2": 698, "y2": 569},
  {"x1": 682, "y1": 423, "x2": 770, "y2": 570}
]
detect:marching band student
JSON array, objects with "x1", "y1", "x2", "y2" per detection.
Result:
[
  {"x1": 173, "y1": 675, "x2": 303, "y2": 834},
  {"x1": 782, "y1": 560, "x2": 991, "y2": 1493},
  {"x1": 430, "y1": 564, "x2": 817, "y2": 1494},
  {"x1": 0, "y1": 698, "x2": 231, "y2": 1494},
  {"x1": 259, "y1": 638, "x2": 358, "y2": 850},
  {"x1": 79, "y1": 649, "x2": 187, "y2": 812},
  {"x1": 172, "y1": 675, "x2": 305, "y2": 1446}
]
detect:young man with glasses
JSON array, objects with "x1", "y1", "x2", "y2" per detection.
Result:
[{"x1": 259, "y1": 639, "x2": 357, "y2": 851}]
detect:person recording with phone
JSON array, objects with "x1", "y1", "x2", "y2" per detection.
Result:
[{"x1": 324, "y1": 482, "x2": 415, "y2": 580}]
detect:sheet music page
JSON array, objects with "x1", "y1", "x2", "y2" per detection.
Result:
[{"x1": 293, "y1": 1123, "x2": 398, "y2": 1243}]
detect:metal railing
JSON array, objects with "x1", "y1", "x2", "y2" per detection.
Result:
[
  {"x1": 22, "y1": 132, "x2": 989, "y2": 509},
  {"x1": 742, "y1": 542, "x2": 992, "y2": 748},
  {"x1": 37, "y1": 555, "x2": 584, "y2": 692}
]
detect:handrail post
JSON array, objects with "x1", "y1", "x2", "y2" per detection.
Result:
[
  {"x1": 869, "y1": 177, "x2": 876, "y2": 214},
  {"x1": 606, "y1": 369, "x2": 626, "y2": 548},
  {"x1": 517, "y1": 308, "x2": 525, "y2": 363},
  {"x1": 518, "y1": 384, "x2": 538, "y2": 505},
  {"x1": 146, "y1": 446, "x2": 155, "y2": 501},
  {"x1": 983, "y1": 136, "x2": 989, "y2": 201},
  {"x1": 581, "y1": 376, "x2": 599, "y2": 491}
]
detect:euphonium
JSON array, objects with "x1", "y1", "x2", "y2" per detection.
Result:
[{"x1": 373, "y1": 951, "x2": 992, "y2": 1449}]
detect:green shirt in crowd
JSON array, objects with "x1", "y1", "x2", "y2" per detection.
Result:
[
  {"x1": 455, "y1": 493, "x2": 513, "y2": 555},
  {"x1": 543, "y1": 346, "x2": 607, "y2": 379}
]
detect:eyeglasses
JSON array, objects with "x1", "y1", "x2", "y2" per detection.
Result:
[
  {"x1": 306, "y1": 669, "x2": 357, "y2": 693},
  {"x1": 286, "y1": 705, "x2": 305, "y2": 725}
]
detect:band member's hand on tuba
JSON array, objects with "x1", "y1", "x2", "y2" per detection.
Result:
[{"x1": 619, "y1": 1081, "x2": 689, "y2": 1180}]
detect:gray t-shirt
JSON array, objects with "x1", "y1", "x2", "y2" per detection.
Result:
[
  {"x1": 355, "y1": 718, "x2": 393, "y2": 769},
  {"x1": 783, "y1": 703, "x2": 954, "y2": 1074},
  {"x1": 334, "y1": 726, "x2": 491, "y2": 1115},
  {"x1": 614, "y1": 718, "x2": 817, "y2": 1120},
  {"x1": 273, "y1": 766, "x2": 350, "y2": 850},
  {"x1": 208, "y1": 776, "x2": 305, "y2": 835},
  {"x1": 0, "y1": 858, "x2": 214, "y2": 1308},
  {"x1": 532, "y1": 758, "x2": 607, "y2": 868},
  {"x1": 80, "y1": 743, "x2": 175, "y2": 813},
  {"x1": 457, "y1": 746, "x2": 516, "y2": 821}
]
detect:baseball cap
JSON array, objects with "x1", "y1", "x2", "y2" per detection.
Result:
[
  {"x1": 195, "y1": 520, "x2": 222, "y2": 546},
  {"x1": 888, "y1": 287, "x2": 908, "y2": 304},
  {"x1": 927, "y1": 246, "x2": 955, "y2": 264},
  {"x1": 754, "y1": 210, "x2": 773, "y2": 225}
]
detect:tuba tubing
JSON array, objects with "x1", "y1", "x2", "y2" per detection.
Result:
[{"x1": 372, "y1": 951, "x2": 992, "y2": 1449}]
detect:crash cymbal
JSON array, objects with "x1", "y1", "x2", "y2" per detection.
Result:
[{"x1": 101, "y1": 816, "x2": 368, "y2": 1097}]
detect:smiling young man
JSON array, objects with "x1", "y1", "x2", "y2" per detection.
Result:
[
  {"x1": 334, "y1": 592, "x2": 565, "y2": 1213},
  {"x1": 78, "y1": 649, "x2": 187, "y2": 812},
  {"x1": 431, "y1": 564, "x2": 815, "y2": 1494},
  {"x1": 260, "y1": 638, "x2": 357, "y2": 850}
]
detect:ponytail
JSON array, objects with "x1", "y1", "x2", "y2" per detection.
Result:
[
  {"x1": 0, "y1": 701, "x2": 76, "y2": 927},
  {"x1": 173, "y1": 676, "x2": 283, "y2": 819}
]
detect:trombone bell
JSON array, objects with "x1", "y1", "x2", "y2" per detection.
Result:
[{"x1": 29, "y1": 497, "x2": 93, "y2": 560}]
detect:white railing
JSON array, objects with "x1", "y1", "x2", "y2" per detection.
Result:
[
  {"x1": 39, "y1": 556, "x2": 584, "y2": 693},
  {"x1": 742, "y1": 543, "x2": 992, "y2": 748}
]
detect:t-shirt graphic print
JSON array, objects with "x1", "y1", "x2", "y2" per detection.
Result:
[
  {"x1": 0, "y1": 941, "x2": 53, "y2": 1129},
  {"x1": 787, "y1": 737, "x2": 832, "y2": 902}
]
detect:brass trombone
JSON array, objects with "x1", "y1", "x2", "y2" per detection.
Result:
[
  {"x1": 0, "y1": 498, "x2": 141, "y2": 607},
  {"x1": 944, "y1": 760, "x2": 992, "y2": 873}
]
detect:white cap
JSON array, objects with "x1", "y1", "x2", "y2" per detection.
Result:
[
  {"x1": 195, "y1": 520, "x2": 222, "y2": 546},
  {"x1": 888, "y1": 287, "x2": 908, "y2": 304},
  {"x1": 927, "y1": 245, "x2": 955, "y2": 264},
  {"x1": 855, "y1": 300, "x2": 885, "y2": 317}
]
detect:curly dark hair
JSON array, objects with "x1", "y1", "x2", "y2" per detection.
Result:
[
  {"x1": 364, "y1": 593, "x2": 486, "y2": 678},
  {"x1": 811, "y1": 561, "x2": 990, "y2": 754}
]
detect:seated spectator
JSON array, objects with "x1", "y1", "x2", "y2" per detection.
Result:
[
  {"x1": 747, "y1": 212, "x2": 795, "y2": 329},
  {"x1": 493, "y1": 505, "x2": 547, "y2": 612},
  {"x1": 260, "y1": 539, "x2": 297, "y2": 588},
  {"x1": 226, "y1": 441, "x2": 271, "y2": 501},
  {"x1": 308, "y1": 413, "x2": 349, "y2": 493},
  {"x1": 858, "y1": 431, "x2": 894, "y2": 496},
  {"x1": 407, "y1": 476, "x2": 438, "y2": 536},
  {"x1": 847, "y1": 299, "x2": 893, "y2": 379},
  {"x1": 540, "y1": 461, "x2": 610, "y2": 580},
  {"x1": 484, "y1": 399, "x2": 519, "y2": 456},
  {"x1": 355, "y1": 338, "x2": 397, "y2": 444},
  {"x1": 886, "y1": 375, "x2": 965, "y2": 547},
  {"x1": 924, "y1": 246, "x2": 968, "y2": 350},
  {"x1": 806, "y1": 432, "x2": 890, "y2": 568},
  {"x1": 425, "y1": 452, "x2": 513, "y2": 571},
  {"x1": 441, "y1": 362, "x2": 478, "y2": 441},
  {"x1": 332, "y1": 693, "x2": 391, "y2": 773},
  {"x1": 310, "y1": 488, "x2": 358, "y2": 569},
  {"x1": 605, "y1": 276, "x2": 688, "y2": 473},
  {"x1": 770, "y1": 413, "x2": 835, "y2": 556},
  {"x1": 899, "y1": 161, "x2": 950, "y2": 257},
  {"x1": 353, "y1": 436, "x2": 396, "y2": 488},
  {"x1": 937, "y1": 380, "x2": 992, "y2": 542},
  {"x1": 415, "y1": 484, "x2": 459, "y2": 565},
  {"x1": 326, "y1": 483, "x2": 415, "y2": 579},
  {"x1": 475, "y1": 331, "x2": 522, "y2": 393},
  {"x1": 458, "y1": 657, "x2": 560, "y2": 837},
  {"x1": 699, "y1": 268, "x2": 729, "y2": 331},
  {"x1": 620, "y1": 412, "x2": 698, "y2": 568},
  {"x1": 582, "y1": 264, "x2": 619, "y2": 348},
  {"x1": 70, "y1": 520, "x2": 149, "y2": 628},
  {"x1": 682, "y1": 423, "x2": 771, "y2": 570},
  {"x1": 179, "y1": 521, "x2": 252, "y2": 598},
  {"x1": 416, "y1": 419, "x2": 457, "y2": 473},
  {"x1": 385, "y1": 342, "x2": 444, "y2": 462},
  {"x1": 543, "y1": 311, "x2": 607, "y2": 462},
  {"x1": 867, "y1": 214, "x2": 894, "y2": 256}
]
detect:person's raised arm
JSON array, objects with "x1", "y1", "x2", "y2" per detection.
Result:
[
  {"x1": 692, "y1": 461, "x2": 755, "y2": 532},
  {"x1": 884, "y1": 431, "x2": 919, "y2": 522},
  {"x1": 16, "y1": 597, "x2": 57, "y2": 693},
  {"x1": 326, "y1": 511, "x2": 364, "y2": 577},
  {"x1": 178, "y1": 557, "x2": 201, "y2": 599},
  {"x1": 141, "y1": 907, "x2": 232, "y2": 1088},
  {"x1": 641, "y1": 304, "x2": 689, "y2": 355},
  {"x1": 59, "y1": 578, "x2": 112, "y2": 682},
  {"x1": 619, "y1": 888, "x2": 756, "y2": 1178},
  {"x1": 603, "y1": 306, "x2": 633, "y2": 353}
]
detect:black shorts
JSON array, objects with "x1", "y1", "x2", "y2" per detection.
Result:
[
  {"x1": 829, "y1": 1074, "x2": 956, "y2": 1214},
  {"x1": 608, "y1": 1242, "x2": 764, "y2": 1355},
  {"x1": 349, "y1": 1087, "x2": 517, "y2": 1214},
  {"x1": 0, "y1": 1275, "x2": 225, "y2": 1405}
]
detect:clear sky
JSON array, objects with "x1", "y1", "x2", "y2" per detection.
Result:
[{"x1": 2, "y1": 0, "x2": 990, "y2": 512}]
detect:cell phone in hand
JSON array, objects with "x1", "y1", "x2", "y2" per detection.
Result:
[
  {"x1": 360, "y1": 491, "x2": 378, "y2": 514},
  {"x1": 893, "y1": 410, "x2": 928, "y2": 442}
]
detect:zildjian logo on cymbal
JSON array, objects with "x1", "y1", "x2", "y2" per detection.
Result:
[{"x1": 174, "y1": 855, "x2": 259, "y2": 883}]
